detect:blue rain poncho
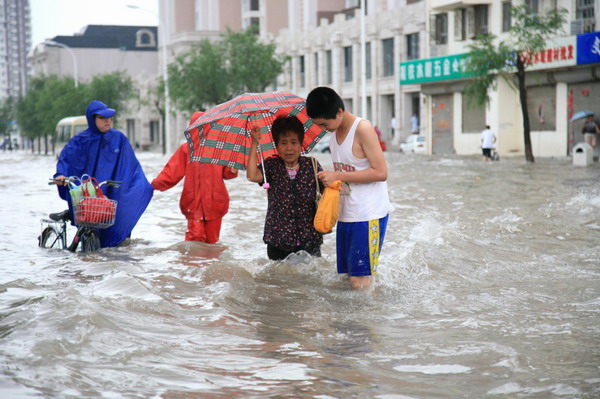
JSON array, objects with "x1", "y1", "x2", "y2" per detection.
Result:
[{"x1": 54, "y1": 100, "x2": 153, "y2": 247}]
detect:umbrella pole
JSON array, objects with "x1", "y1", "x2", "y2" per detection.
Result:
[{"x1": 258, "y1": 147, "x2": 270, "y2": 189}]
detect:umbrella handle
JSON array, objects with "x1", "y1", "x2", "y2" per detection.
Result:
[{"x1": 258, "y1": 147, "x2": 269, "y2": 189}]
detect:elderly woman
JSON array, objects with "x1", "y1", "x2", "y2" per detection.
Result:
[{"x1": 246, "y1": 116, "x2": 324, "y2": 260}]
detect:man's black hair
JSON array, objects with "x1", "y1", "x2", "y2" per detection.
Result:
[
  {"x1": 271, "y1": 115, "x2": 304, "y2": 145},
  {"x1": 306, "y1": 87, "x2": 345, "y2": 119}
]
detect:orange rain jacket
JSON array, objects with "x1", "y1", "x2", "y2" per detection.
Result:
[
  {"x1": 151, "y1": 112, "x2": 238, "y2": 221},
  {"x1": 151, "y1": 142, "x2": 238, "y2": 221}
]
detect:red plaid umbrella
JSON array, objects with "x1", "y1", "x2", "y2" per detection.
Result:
[{"x1": 184, "y1": 92, "x2": 328, "y2": 171}]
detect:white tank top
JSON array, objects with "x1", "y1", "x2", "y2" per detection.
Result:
[{"x1": 329, "y1": 117, "x2": 392, "y2": 222}]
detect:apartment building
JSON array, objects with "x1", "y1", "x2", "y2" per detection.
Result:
[
  {"x1": 402, "y1": 0, "x2": 600, "y2": 158},
  {"x1": 160, "y1": 0, "x2": 305, "y2": 152},
  {"x1": 0, "y1": 0, "x2": 31, "y2": 100},
  {"x1": 276, "y1": 0, "x2": 426, "y2": 146},
  {"x1": 29, "y1": 25, "x2": 161, "y2": 151}
]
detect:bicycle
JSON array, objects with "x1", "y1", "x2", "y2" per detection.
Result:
[{"x1": 39, "y1": 177, "x2": 120, "y2": 253}]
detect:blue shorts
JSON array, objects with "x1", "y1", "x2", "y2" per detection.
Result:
[{"x1": 336, "y1": 215, "x2": 388, "y2": 276}]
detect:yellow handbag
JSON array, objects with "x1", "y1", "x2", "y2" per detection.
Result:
[{"x1": 313, "y1": 179, "x2": 342, "y2": 234}]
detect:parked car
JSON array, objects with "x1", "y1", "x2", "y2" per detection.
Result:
[
  {"x1": 313, "y1": 132, "x2": 386, "y2": 153},
  {"x1": 313, "y1": 132, "x2": 332, "y2": 153},
  {"x1": 399, "y1": 134, "x2": 426, "y2": 154}
]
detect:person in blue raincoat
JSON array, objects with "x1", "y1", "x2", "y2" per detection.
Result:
[{"x1": 53, "y1": 100, "x2": 154, "y2": 247}]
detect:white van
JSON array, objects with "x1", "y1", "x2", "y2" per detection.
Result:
[{"x1": 55, "y1": 115, "x2": 87, "y2": 144}]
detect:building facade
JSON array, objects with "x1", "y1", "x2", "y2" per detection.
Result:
[
  {"x1": 0, "y1": 0, "x2": 31, "y2": 100},
  {"x1": 160, "y1": 0, "x2": 352, "y2": 152},
  {"x1": 29, "y1": 25, "x2": 161, "y2": 151},
  {"x1": 275, "y1": 0, "x2": 426, "y2": 146},
  {"x1": 401, "y1": 0, "x2": 600, "y2": 159}
]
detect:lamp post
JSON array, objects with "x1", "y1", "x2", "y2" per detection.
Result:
[
  {"x1": 43, "y1": 40, "x2": 78, "y2": 87},
  {"x1": 126, "y1": 4, "x2": 171, "y2": 155}
]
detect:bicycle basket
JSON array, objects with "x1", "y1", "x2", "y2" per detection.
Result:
[{"x1": 75, "y1": 197, "x2": 117, "y2": 228}]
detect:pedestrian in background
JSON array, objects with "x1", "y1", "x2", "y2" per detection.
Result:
[
  {"x1": 151, "y1": 112, "x2": 238, "y2": 243},
  {"x1": 582, "y1": 114, "x2": 599, "y2": 148},
  {"x1": 481, "y1": 125, "x2": 497, "y2": 162},
  {"x1": 410, "y1": 113, "x2": 419, "y2": 134}
]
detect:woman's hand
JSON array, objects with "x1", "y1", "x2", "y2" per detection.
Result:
[{"x1": 250, "y1": 125, "x2": 261, "y2": 144}]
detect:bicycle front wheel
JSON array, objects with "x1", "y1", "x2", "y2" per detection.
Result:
[
  {"x1": 39, "y1": 227, "x2": 65, "y2": 249},
  {"x1": 81, "y1": 230, "x2": 101, "y2": 253}
]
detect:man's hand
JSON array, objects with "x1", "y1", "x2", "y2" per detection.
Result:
[{"x1": 317, "y1": 170, "x2": 340, "y2": 187}]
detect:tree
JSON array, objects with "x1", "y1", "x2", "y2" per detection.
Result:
[
  {"x1": 16, "y1": 72, "x2": 135, "y2": 154},
  {"x1": 86, "y1": 71, "x2": 135, "y2": 123},
  {"x1": 464, "y1": 5, "x2": 567, "y2": 163},
  {"x1": 0, "y1": 96, "x2": 16, "y2": 136},
  {"x1": 168, "y1": 28, "x2": 287, "y2": 112}
]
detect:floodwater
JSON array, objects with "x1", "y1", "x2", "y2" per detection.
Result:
[{"x1": 0, "y1": 150, "x2": 599, "y2": 398}]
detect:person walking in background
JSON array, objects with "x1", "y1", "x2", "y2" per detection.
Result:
[
  {"x1": 53, "y1": 100, "x2": 154, "y2": 248},
  {"x1": 306, "y1": 87, "x2": 392, "y2": 290},
  {"x1": 151, "y1": 112, "x2": 238, "y2": 243},
  {"x1": 582, "y1": 114, "x2": 599, "y2": 148},
  {"x1": 246, "y1": 115, "x2": 324, "y2": 261},
  {"x1": 410, "y1": 113, "x2": 419, "y2": 134},
  {"x1": 481, "y1": 125, "x2": 497, "y2": 162}
]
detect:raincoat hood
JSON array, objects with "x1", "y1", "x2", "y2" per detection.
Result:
[{"x1": 86, "y1": 100, "x2": 116, "y2": 134}]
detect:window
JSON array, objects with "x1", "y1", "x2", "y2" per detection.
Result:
[
  {"x1": 526, "y1": 0, "x2": 539, "y2": 14},
  {"x1": 244, "y1": 0, "x2": 259, "y2": 11},
  {"x1": 314, "y1": 53, "x2": 319, "y2": 86},
  {"x1": 126, "y1": 119, "x2": 136, "y2": 143},
  {"x1": 502, "y1": 2, "x2": 512, "y2": 32},
  {"x1": 325, "y1": 50, "x2": 332, "y2": 84},
  {"x1": 150, "y1": 120, "x2": 159, "y2": 143},
  {"x1": 366, "y1": 42, "x2": 372, "y2": 79},
  {"x1": 576, "y1": 0, "x2": 596, "y2": 32},
  {"x1": 434, "y1": 14, "x2": 448, "y2": 44},
  {"x1": 299, "y1": 55, "x2": 305, "y2": 87},
  {"x1": 382, "y1": 38, "x2": 394, "y2": 77},
  {"x1": 474, "y1": 5, "x2": 489, "y2": 36},
  {"x1": 344, "y1": 46, "x2": 353, "y2": 82},
  {"x1": 454, "y1": 9, "x2": 466, "y2": 41},
  {"x1": 406, "y1": 33, "x2": 419, "y2": 60}
]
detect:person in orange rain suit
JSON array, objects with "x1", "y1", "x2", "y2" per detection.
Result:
[{"x1": 151, "y1": 112, "x2": 238, "y2": 243}]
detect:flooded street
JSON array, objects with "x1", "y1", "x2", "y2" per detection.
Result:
[{"x1": 0, "y1": 150, "x2": 599, "y2": 398}]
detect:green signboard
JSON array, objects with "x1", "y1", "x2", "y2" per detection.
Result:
[{"x1": 400, "y1": 53, "x2": 473, "y2": 84}]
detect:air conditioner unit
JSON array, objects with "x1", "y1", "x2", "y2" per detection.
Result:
[{"x1": 570, "y1": 19, "x2": 583, "y2": 35}]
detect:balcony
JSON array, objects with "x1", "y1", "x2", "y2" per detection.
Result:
[{"x1": 431, "y1": 0, "x2": 492, "y2": 12}]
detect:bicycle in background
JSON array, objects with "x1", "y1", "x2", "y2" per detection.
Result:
[{"x1": 39, "y1": 176, "x2": 120, "y2": 253}]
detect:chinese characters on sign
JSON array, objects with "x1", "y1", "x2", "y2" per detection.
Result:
[
  {"x1": 400, "y1": 53, "x2": 472, "y2": 85},
  {"x1": 523, "y1": 36, "x2": 577, "y2": 71}
]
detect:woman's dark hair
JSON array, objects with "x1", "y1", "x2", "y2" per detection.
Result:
[
  {"x1": 306, "y1": 86, "x2": 345, "y2": 119},
  {"x1": 271, "y1": 115, "x2": 304, "y2": 145}
]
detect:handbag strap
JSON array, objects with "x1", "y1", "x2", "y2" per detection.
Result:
[
  {"x1": 310, "y1": 157, "x2": 321, "y2": 201},
  {"x1": 82, "y1": 177, "x2": 104, "y2": 198}
]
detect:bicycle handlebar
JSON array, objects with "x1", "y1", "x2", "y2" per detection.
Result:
[{"x1": 48, "y1": 177, "x2": 122, "y2": 188}]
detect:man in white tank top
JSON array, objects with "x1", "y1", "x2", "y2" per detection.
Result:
[{"x1": 306, "y1": 87, "x2": 392, "y2": 290}]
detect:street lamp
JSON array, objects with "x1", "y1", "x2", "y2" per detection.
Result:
[
  {"x1": 126, "y1": 4, "x2": 171, "y2": 156},
  {"x1": 43, "y1": 40, "x2": 78, "y2": 87}
]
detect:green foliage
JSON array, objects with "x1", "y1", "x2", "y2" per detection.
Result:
[
  {"x1": 464, "y1": 5, "x2": 567, "y2": 107},
  {"x1": 168, "y1": 39, "x2": 229, "y2": 111},
  {"x1": 463, "y1": 5, "x2": 567, "y2": 162},
  {"x1": 0, "y1": 96, "x2": 16, "y2": 136},
  {"x1": 16, "y1": 72, "x2": 135, "y2": 140},
  {"x1": 86, "y1": 71, "x2": 135, "y2": 119},
  {"x1": 168, "y1": 28, "x2": 287, "y2": 112}
]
